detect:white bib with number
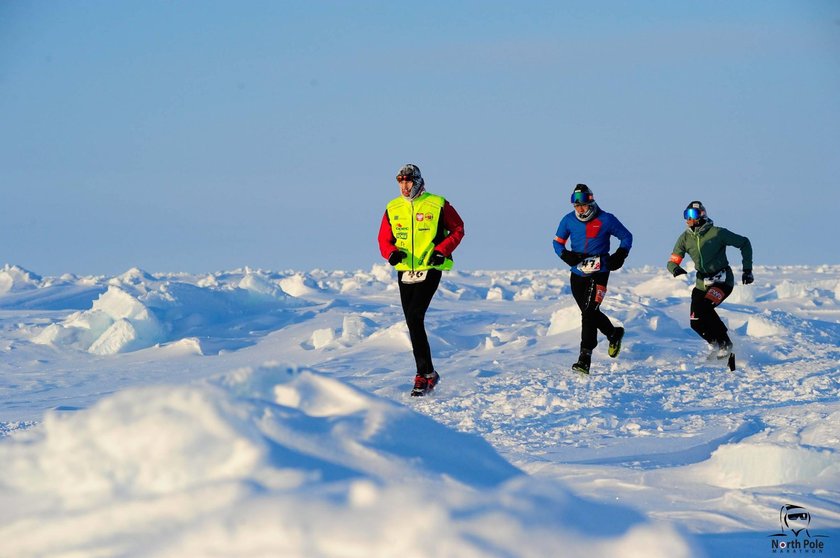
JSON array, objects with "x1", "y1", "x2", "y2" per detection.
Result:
[
  {"x1": 401, "y1": 270, "x2": 428, "y2": 284},
  {"x1": 577, "y1": 257, "x2": 602, "y2": 274}
]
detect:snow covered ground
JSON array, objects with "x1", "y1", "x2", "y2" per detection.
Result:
[{"x1": 0, "y1": 262, "x2": 838, "y2": 557}]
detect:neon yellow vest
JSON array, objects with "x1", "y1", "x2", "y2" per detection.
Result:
[{"x1": 386, "y1": 193, "x2": 454, "y2": 271}]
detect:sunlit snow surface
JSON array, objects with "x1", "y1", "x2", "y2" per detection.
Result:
[{"x1": 1, "y1": 263, "x2": 838, "y2": 557}]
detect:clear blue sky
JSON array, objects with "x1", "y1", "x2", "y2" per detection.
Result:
[{"x1": 2, "y1": 1, "x2": 839, "y2": 276}]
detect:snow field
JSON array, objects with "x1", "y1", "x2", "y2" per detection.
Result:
[{"x1": 0, "y1": 263, "x2": 838, "y2": 556}]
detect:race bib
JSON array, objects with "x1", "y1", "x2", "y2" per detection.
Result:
[
  {"x1": 401, "y1": 270, "x2": 428, "y2": 284},
  {"x1": 577, "y1": 256, "x2": 602, "y2": 274}
]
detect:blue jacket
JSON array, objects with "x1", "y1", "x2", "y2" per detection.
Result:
[{"x1": 553, "y1": 207, "x2": 633, "y2": 276}]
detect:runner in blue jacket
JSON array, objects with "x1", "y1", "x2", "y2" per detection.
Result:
[{"x1": 553, "y1": 184, "x2": 633, "y2": 374}]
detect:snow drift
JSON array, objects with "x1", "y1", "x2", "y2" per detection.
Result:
[
  {"x1": 31, "y1": 267, "x2": 306, "y2": 355},
  {"x1": 0, "y1": 365, "x2": 695, "y2": 557}
]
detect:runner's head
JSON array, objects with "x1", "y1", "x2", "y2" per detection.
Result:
[
  {"x1": 396, "y1": 164, "x2": 425, "y2": 200},
  {"x1": 684, "y1": 200, "x2": 707, "y2": 230},
  {"x1": 571, "y1": 184, "x2": 597, "y2": 222}
]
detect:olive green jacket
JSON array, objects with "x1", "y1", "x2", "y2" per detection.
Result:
[{"x1": 667, "y1": 220, "x2": 752, "y2": 290}]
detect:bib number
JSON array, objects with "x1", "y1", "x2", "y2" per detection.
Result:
[
  {"x1": 577, "y1": 257, "x2": 602, "y2": 274},
  {"x1": 401, "y1": 270, "x2": 428, "y2": 284}
]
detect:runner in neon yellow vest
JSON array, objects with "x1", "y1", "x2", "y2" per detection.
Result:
[
  {"x1": 377, "y1": 164, "x2": 465, "y2": 396},
  {"x1": 385, "y1": 193, "x2": 454, "y2": 271}
]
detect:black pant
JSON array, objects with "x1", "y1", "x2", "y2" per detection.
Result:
[
  {"x1": 398, "y1": 269, "x2": 442, "y2": 376},
  {"x1": 690, "y1": 283, "x2": 733, "y2": 346},
  {"x1": 570, "y1": 271, "x2": 616, "y2": 352}
]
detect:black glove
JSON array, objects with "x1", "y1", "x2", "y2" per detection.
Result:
[
  {"x1": 608, "y1": 248, "x2": 629, "y2": 271},
  {"x1": 429, "y1": 251, "x2": 446, "y2": 266},
  {"x1": 672, "y1": 266, "x2": 687, "y2": 277},
  {"x1": 742, "y1": 270, "x2": 754, "y2": 285},
  {"x1": 560, "y1": 250, "x2": 584, "y2": 267},
  {"x1": 388, "y1": 250, "x2": 406, "y2": 266}
]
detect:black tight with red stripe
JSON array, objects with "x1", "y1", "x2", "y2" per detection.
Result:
[
  {"x1": 570, "y1": 271, "x2": 617, "y2": 352},
  {"x1": 689, "y1": 284, "x2": 733, "y2": 346}
]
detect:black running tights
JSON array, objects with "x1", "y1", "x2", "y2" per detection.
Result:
[
  {"x1": 398, "y1": 269, "x2": 442, "y2": 376},
  {"x1": 570, "y1": 271, "x2": 616, "y2": 352},
  {"x1": 689, "y1": 284, "x2": 733, "y2": 346}
]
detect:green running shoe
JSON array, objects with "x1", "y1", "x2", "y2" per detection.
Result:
[{"x1": 608, "y1": 327, "x2": 624, "y2": 358}]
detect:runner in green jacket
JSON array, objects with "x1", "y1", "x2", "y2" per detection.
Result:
[{"x1": 667, "y1": 201, "x2": 754, "y2": 359}]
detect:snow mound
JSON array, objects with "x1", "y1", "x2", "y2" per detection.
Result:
[
  {"x1": 633, "y1": 273, "x2": 689, "y2": 298},
  {"x1": 340, "y1": 314, "x2": 375, "y2": 342},
  {"x1": 367, "y1": 321, "x2": 412, "y2": 348},
  {"x1": 547, "y1": 304, "x2": 580, "y2": 335},
  {"x1": 0, "y1": 264, "x2": 42, "y2": 295},
  {"x1": 154, "y1": 337, "x2": 204, "y2": 356},
  {"x1": 34, "y1": 286, "x2": 165, "y2": 354},
  {"x1": 745, "y1": 312, "x2": 788, "y2": 338},
  {"x1": 238, "y1": 270, "x2": 293, "y2": 301},
  {"x1": 303, "y1": 315, "x2": 377, "y2": 350},
  {"x1": 369, "y1": 263, "x2": 394, "y2": 284},
  {"x1": 307, "y1": 327, "x2": 336, "y2": 349},
  {"x1": 0, "y1": 365, "x2": 695, "y2": 557},
  {"x1": 31, "y1": 271, "x2": 307, "y2": 354},
  {"x1": 775, "y1": 280, "x2": 809, "y2": 299},
  {"x1": 2, "y1": 384, "x2": 266, "y2": 503},
  {"x1": 726, "y1": 283, "x2": 757, "y2": 304},
  {"x1": 278, "y1": 272, "x2": 319, "y2": 297},
  {"x1": 693, "y1": 442, "x2": 837, "y2": 489},
  {"x1": 110, "y1": 266, "x2": 158, "y2": 287}
]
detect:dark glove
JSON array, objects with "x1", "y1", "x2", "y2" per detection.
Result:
[
  {"x1": 742, "y1": 270, "x2": 754, "y2": 285},
  {"x1": 388, "y1": 250, "x2": 406, "y2": 266},
  {"x1": 560, "y1": 250, "x2": 584, "y2": 267},
  {"x1": 429, "y1": 251, "x2": 446, "y2": 266},
  {"x1": 607, "y1": 248, "x2": 629, "y2": 271},
  {"x1": 672, "y1": 266, "x2": 687, "y2": 277}
]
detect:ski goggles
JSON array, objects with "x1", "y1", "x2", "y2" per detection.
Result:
[
  {"x1": 684, "y1": 208, "x2": 703, "y2": 220},
  {"x1": 396, "y1": 174, "x2": 414, "y2": 182},
  {"x1": 571, "y1": 191, "x2": 594, "y2": 205}
]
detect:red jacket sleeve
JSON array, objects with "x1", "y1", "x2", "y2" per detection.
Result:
[
  {"x1": 434, "y1": 201, "x2": 465, "y2": 257},
  {"x1": 378, "y1": 210, "x2": 398, "y2": 259}
]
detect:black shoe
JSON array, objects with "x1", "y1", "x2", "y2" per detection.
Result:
[
  {"x1": 715, "y1": 339, "x2": 733, "y2": 360},
  {"x1": 411, "y1": 371, "x2": 440, "y2": 397},
  {"x1": 571, "y1": 350, "x2": 592, "y2": 375},
  {"x1": 608, "y1": 327, "x2": 624, "y2": 358},
  {"x1": 727, "y1": 352, "x2": 736, "y2": 372}
]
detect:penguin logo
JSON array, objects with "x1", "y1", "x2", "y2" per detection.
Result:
[{"x1": 780, "y1": 504, "x2": 811, "y2": 537}]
